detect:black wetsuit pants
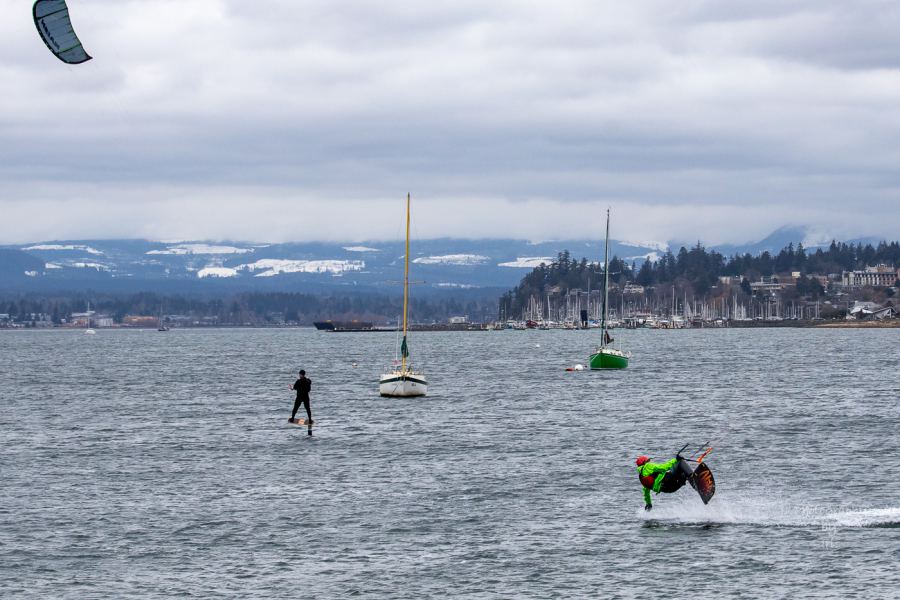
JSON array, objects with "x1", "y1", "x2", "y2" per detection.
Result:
[
  {"x1": 659, "y1": 459, "x2": 695, "y2": 494},
  {"x1": 292, "y1": 396, "x2": 312, "y2": 422}
]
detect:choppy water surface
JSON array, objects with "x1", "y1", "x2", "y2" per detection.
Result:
[{"x1": 1, "y1": 328, "x2": 899, "y2": 598}]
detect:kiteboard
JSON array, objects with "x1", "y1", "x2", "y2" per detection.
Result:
[
  {"x1": 289, "y1": 418, "x2": 316, "y2": 426},
  {"x1": 690, "y1": 463, "x2": 715, "y2": 504}
]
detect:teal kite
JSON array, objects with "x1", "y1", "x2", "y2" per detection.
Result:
[{"x1": 33, "y1": 0, "x2": 92, "y2": 64}]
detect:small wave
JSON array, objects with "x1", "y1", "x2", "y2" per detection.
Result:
[
  {"x1": 640, "y1": 494, "x2": 900, "y2": 529},
  {"x1": 826, "y1": 507, "x2": 900, "y2": 528}
]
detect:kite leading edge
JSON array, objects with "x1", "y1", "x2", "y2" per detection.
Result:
[{"x1": 33, "y1": 0, "x2": 92, "y2": 64}]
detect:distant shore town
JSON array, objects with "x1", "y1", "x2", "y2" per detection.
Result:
[
  {"x1": 2, "y1": 259, "x2": 898, "y2": 331},
  {"x1": 497, "y1": 265, "x2": 898, "y2": 330}
]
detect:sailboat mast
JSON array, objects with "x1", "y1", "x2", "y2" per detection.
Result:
[
  {"x1": 402, "y1": 193, "x2": 411, "y2": 372},
  {"x1": 602, "y1": 208, "x2": 610, "y2": 343}
]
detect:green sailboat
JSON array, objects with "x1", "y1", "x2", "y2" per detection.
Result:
[{"x1": 590, "y1": 209, "x2": 631, "y2": 370}]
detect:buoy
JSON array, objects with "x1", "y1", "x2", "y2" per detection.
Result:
[
  {"x1": 573, "y1": 364, "x2": 585, "y2": 371},
  {"x1": 535, "y1": 343, "x2": 541, "y2": 348}
]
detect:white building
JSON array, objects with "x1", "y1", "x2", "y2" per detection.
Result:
[
  {"x1": 842, "y1": 265, "x2": 900, "y2": 288},
  {"x1": 750, "y1": 276, "x2": 784, "y2": 292},
  {"x1": 849, "y1": 301, "x2": 896, "y2": 320}
]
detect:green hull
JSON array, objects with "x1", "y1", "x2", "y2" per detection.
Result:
[{"x1": 589, "y1": 349, "x2": 629, "y2": 370}]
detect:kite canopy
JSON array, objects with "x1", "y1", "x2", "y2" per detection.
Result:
[{"x1": 33, "y1": 0, "x2": 92, "y2": 64}]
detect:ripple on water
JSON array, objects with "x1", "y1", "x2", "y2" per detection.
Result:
[{"x1": 1, "y1": 328, "x2": 898, "y2": 599}]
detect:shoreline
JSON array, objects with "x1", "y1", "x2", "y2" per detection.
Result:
[
  {"x1": 3, "y1": 320, "x2": 899, "y2": 331},
  {"x1": 812, "y1": 320, "x2": 900, "y2": 328}
]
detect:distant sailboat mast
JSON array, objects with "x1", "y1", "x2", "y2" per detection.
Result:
[
  {"x1": 601, "y1": 209, "x2": 610, "y2": 346},
  {"x1": 401, "y1": 193, "x2": 411, "y2": 374},
  {"x1": 84, "y1": 300, "x2": 96, "y2": 335},
  {"x1": 589, "y1": 208, "x2": 629, "y2": 369}
]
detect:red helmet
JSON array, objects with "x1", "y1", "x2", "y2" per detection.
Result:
[{"x1": 636, "y1": 455, "x2": 650, "y2": 466}]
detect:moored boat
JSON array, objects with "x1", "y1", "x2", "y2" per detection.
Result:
[
  {"x1": 379, "y1": 193, "x2": 427, "y2": 397},
  {"x1": 590, "y1": 209, "x2": 631, "y2": 370}
]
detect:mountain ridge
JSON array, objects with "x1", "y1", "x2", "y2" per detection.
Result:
[{"x1": 1, "y1": 228, "x2": 888, "y2": 293}]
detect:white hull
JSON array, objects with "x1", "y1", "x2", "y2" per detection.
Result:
[{"x1": 379, "y1": 373, "x2": 427, "y2": 397}]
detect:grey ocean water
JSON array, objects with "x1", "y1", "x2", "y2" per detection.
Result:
[{"x1": 2, "y1": 328, "x2": 899, "y2": 598}]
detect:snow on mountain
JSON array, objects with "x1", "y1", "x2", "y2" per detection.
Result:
[
  {"x1": 498, "y1": 257, "x2": 554, "y2": 268},
  {"x1": 147, "y1": 244, "x2": 253, "y2": 255},
  {"x1": 2, "y1": 234, "x2": 780, "y2": 292},
  {"x1": 619, "y1": 240, "x2": 669, "y2": 252},
  {"x1": 434, "y1": 282, "x2": 479, "y2": 289},
  {"x1": 237, "y1": 259, "x2": 365, "y2": 277},
  {"x1": 705, "y1": 225, "x2": 835, "y2": 257},
  {"x1": 72, "y1": 262, "x2": 109, "y2": 271},
  {"x1": 624, "y1": 251, "x2": 661, "y2": 263},
  {"x1": 412, "y1": 254, "x2": 488, "y2": 266},
  {"x1": 22, "y1": 244, "x2": 103, "y2": 255},
  {"x1": 800, "y1": 228, "x2": 838, "y2": 248},
  {"x1": 197, "y1": 266, "x2": 239, "y2": 278}
]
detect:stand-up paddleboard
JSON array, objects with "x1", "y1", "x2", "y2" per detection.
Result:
[{"x1": 690, "y1": 463, "x2": 715, "y2": 504}]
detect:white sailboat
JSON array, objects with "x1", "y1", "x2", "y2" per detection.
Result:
[
  {"x1": 379, "y1": 193, "x2": 427, "y2": 397},
  {"x1": 84, "y1": 301, "x2": 96, "y2": 335},
  {"x1": 157, "y1": 304, "x2": 169, "y2": 331}
]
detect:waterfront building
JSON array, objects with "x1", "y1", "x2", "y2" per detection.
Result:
[
  {"x1": 122, "y1": 315, "x2": 158, "y2": 327},
  {"x1": 849, "y1": 301, "x2": 896, "y2": 320},
  {"x1": 94, "y1": 316, "x2": 115, "y2": 328},
  {"x1": 841, "y1": 265, "x2": 900, "y2": 288},
  {"x1": 750, "y1": 276, "x2": 784, "y2": 292},
  {"x1": 70, "y1": 311, "x2": 93, "y2": 327}
]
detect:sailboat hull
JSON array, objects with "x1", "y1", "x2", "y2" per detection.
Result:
[
  {"x1": 589, "y1": 348, "x2": 629, "y2": 370},
  {"x1": 379, "y1": 373, "x2": 427, "y2": 397}
]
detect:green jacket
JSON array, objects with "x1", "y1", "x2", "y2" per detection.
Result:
[{"x1": 637, "y1": 458, "x2": 677, "y2": 506}]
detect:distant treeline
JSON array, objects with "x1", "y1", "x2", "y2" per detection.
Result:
[
  {"x1": 500, "y1": 241, "x2": 900, "y2": 318},
  {"x1": 0, "y1": 291, "x2": 499, "y2": 325}
]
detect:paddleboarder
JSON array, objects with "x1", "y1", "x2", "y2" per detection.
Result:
[
  {"x1": 635, "y1": 452, "x2": 696, "y2": 511},
  {"x1": 289, "y1": 370, "x2": 313, "y2": 424}
]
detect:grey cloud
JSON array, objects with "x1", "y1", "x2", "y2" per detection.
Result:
[{"x1": 1, "y1": 1, "x2": 900, "y2": 244}]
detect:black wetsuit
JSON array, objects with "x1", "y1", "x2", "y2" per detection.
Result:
[
  {"x1": 658, "y1": 458, "x2": 695, "y2": 493},
  {"x1": 291, "y1": 377, "x2": 312, "y2": 422}
]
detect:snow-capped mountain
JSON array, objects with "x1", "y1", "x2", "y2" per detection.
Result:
[
  {"x1": 3, "y1": 228, "x2": 875, "y2": 293},
  {"x1": 696, "y1": 225, "x2": 881, "y2": 257},
  {"x1": 0, "y1": 237, "x2": 664, "y2": 292}
]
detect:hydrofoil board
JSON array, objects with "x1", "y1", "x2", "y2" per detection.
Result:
[{"x1": 690, "y1": 463, "x2": 715, "y2": 504}]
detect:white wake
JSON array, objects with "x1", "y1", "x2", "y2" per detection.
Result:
[{"x1": 640, "y1": 494, "x2": 900, "y2": 528}]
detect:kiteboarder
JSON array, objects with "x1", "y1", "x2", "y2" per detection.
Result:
[
  {"x1": 635, "y1": 453, "x2": 696, "y2": 511},
  {"x1": 289, "y1": 370, "x2": 313, "y2": 424}
]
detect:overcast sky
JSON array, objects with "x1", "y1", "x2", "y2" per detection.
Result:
[{"x1": 3, "y1": 0, "x2": 900, "y2": 245}]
